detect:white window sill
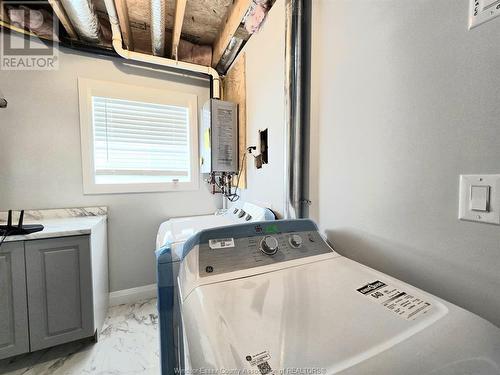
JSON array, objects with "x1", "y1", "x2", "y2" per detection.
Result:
[{"x1": 82, "y1": 181, "x2": 199, "y2": 195}]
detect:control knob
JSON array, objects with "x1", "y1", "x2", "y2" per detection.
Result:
[
  {"x1": 289, "y1": 234, "x2": 303, "y2": 248},
  {"x1": 260, "y1": 235, "x2": 279, "y2": 255}
]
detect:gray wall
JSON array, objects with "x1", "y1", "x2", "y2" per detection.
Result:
[
  {"x1": 0, "y1": 37, "x2": 220, "y2": 292},
  {"x1": 310, "y1": 0, "x2": 500, "y2": 326},
  {"x1": 239, "y1": 0, "x2": 286, "y2": 215}
]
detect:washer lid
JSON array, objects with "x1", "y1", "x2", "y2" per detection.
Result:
[
  {"x1": 156, "y1": 214, "x2": 235, "y2": 250},
  {"x1": 180, "y1": 256, "x2": 500, "y2": 374},
  {"x1": 155, "y1": 202, "x2": 275, "y2": 250}
]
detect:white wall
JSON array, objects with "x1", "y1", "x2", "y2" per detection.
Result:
[
  {"x1": 239, "y1": 0, "x2": 286, "y2": 215},
  {"x1": 311, "y1": 0, "x2": 500, "y2": 326},
  {"x1": 0, "y1": 36, "x2": 220, "y2": 292}
]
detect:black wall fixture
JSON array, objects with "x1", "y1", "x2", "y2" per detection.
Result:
[
  {"x1": 0, "y1": 88, "x2": 7, "y2": 108},
  {"x1": 259, "y1": 128, "x2": 269, "y2": 165}
]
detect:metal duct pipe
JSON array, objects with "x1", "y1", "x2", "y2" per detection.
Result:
[
  {"x1": 103, "y1": 0, "x2": 221, "y2": 98},
  {"x1": 151, "y1": 0, "x2": 166, "y2": 56},
  {"x1": 60, "y1": 0, "x2": 101, "y2": 43},
  {"x1": 283, "y1": 0, "x2": 311, "y2": 219},
  {"x1": 216, "y1": 37, "x2": 244, "y2": 73}
]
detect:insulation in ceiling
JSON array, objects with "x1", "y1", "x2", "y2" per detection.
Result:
[
  {"x1": 0, "y1": 0, "x2": 276, "y2": 73},
  {"x1": 93, "y1": 0, "x2": 228, "y2": 52}
]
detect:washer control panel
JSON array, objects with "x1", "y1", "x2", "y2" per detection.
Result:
[
  {"x1": 260, "y1": 235, "x2": 279, "y2": 255},
  {"x1": 198, "y1": 230, "x2": 333, "y2": 277}
]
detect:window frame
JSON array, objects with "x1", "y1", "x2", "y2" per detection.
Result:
[{"x1": 78, "y1": 78, "x2": 199, "y2": 195}]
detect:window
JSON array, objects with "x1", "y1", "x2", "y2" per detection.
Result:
[{"x1": 78, "y1": 78, "x2": 198, "y2": 194}]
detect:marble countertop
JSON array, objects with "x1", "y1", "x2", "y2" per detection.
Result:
[{"x1": 2, "y1": 215, "x2": 107, "y2": 243}]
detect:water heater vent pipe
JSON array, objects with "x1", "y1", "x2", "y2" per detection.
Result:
[{"x1": 283, "y1": 0, "x2": 311, "y2": 219}]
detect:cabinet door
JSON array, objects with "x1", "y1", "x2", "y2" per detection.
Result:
[
  {"x1": 0, "y1": 241, "x2": 29, "y2": 360},
  {"x1": 25, "y1": 236, "x2": 94, "y2": 351}
]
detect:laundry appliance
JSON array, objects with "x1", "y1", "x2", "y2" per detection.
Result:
[
  {"x1": 155, "y1": 201, "x2": 276, "y2": 374},
  {"x1": 175, "y1": 219, "x2": 500, "y2": 375}
]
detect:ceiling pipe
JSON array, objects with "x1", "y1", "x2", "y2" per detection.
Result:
[
  {"x1": 283, "y1": 0, "x2": 311, "y2": 219},
  {"x1": 103, "y1": 0, "x2": 221, "y2": 98},
  {"x1": 60, "y1": 37, "x2": 119, "y2": 57},
  {"x1": 60, "y1": 0, "x2": 101, "y2": 43},
  {"x1": 151, "y1": 0, "x2": 166, "y2": 56},
  {"x1": 0, "y1": 19, "x2": 116, "y2": 58}
]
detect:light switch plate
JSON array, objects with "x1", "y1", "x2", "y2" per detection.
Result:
[
  {"x1": 469, "y1": 0, "x2": 500, "y2": 29},
  {"x1": 459, "y1": 174, "x2": 500, "y2": 224},
  {"x1": 470, "y1": 185, "x2": 489, "y2": 211}
]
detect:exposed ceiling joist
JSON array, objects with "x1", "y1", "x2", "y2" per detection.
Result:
[
  {"x1": 171, "y1": 0, "x2": 187, "y2": 59},
  {"x1": 0, "y1": 0, "x2": 275, "y2": 73},
  {"x1": 48, "y1": 0, "x2": 78, "y2": 39},
  {"x1": 211, "y1": 0, "x2": 252, "y2": 68},
  {"x1": 114, "y1": 0, "x2": 133, "y2": 50},
  {"x1": 0, "y1": 0, "x2": 5, "y2": 21}
]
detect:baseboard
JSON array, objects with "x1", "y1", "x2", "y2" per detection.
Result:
[{"x1": 109, "y1": 284, "x2": 157, "y2": 306}]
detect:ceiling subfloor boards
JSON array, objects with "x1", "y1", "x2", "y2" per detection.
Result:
[{"x1": 182, "y1": 0, "x2": 232, "y2": 45}]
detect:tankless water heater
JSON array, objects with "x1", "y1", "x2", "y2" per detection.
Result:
[{"x1": 200, "y1": 99, "x2": 238, "y2": 174}]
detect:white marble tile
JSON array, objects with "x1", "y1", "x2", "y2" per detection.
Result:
[
  {"x1": 0, "y1": 299, "x2": 160, "y2": 375},
  {"x1": 3, "y1": 216, "x2": 107, "y2": 243},
  {"x1": 0, "y1": 207, "x2": 107, "y2": 223}
]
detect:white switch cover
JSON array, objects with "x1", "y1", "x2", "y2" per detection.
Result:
[
  {"x1": 459, "y1": 174, "x2": 500, "y2": 224},
  {"x1": 470, "y1": 185, "x2": 489, "y2": 211},
  {"x1": 469, "y1": 0, "x2": 500, "y2": 29}
]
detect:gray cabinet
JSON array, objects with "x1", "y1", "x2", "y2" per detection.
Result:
[
  {"x1": 0, "y1": 218, "x2": 108, "y2": 361},
  {"x1": 0, "y1": 241, "x2": 29, "y2": 359},
  {"x1": 25, "y1": 236, "x2": 94, "y2": 351}
]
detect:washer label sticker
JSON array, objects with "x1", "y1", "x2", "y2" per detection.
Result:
[
  {"x1": 246, "y1": 351, "x2": 273, "y2": 375},
  {"x1": 357, "y1": 280, "x2": 433, "y2": 320},
  {"x1": 209, "y1": 238, "x2": 235, "y2": 250},
  {"x1": 357, "y1": 280, "x2": 387, "y2": 294}
]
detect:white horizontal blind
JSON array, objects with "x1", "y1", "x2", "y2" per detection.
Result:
[{"x1": 92, "y1": 96, "x2": 191, "y2": 184}]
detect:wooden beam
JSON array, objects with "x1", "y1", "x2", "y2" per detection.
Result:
[
  {"x1": 223, "y1": 52, "x2": 247, "y2": 189},
  {"x1": 212, "y1": 0, "x2": 252, "y2": 68},
  {"x1": 114, "y1": 0, "x2": 133, "y2": 50},
  {"x1": 48, "y1": 0, "x2": 78, "y2": 40},
  {"x1": 0, "y1": 1, "x2": 5, "y2": 22},
  {"x1": 171, "y1": 0, "x2": 187, "y2": 59}
]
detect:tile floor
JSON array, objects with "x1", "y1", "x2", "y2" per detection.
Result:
[{"x1": 0, "y1": 299, "x2": 160, "y2": 375}]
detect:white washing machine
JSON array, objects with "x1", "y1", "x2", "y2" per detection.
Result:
[
  {"x1": 156, "y1": 201, "x2": 276, "y2": 254},
  {"x1": 177, "y1": 219, "x2": 500, "y2": 374},
  {"x1": 156, "y1": 201, "x2": 276, "y2": 374}
]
